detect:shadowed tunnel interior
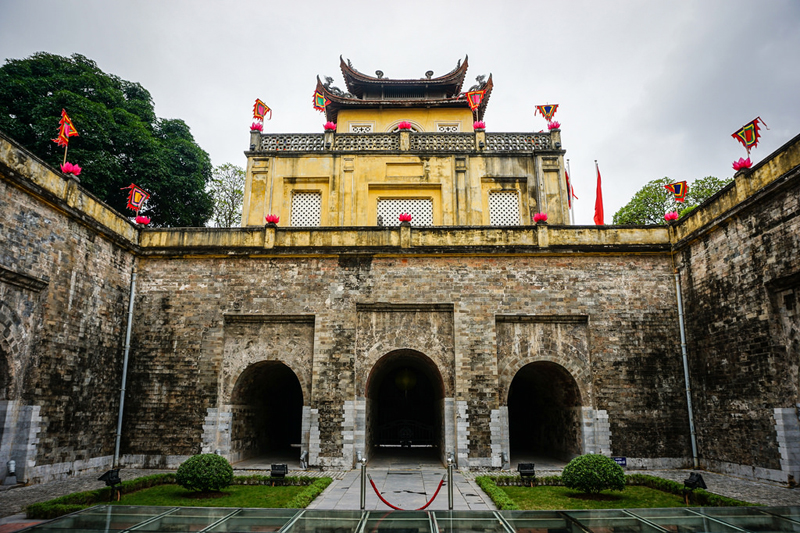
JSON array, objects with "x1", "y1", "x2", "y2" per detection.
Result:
[
  {"x1": 508, "y1": 361, "x2": 583, "y2": 461},
  {"x1": 366, "y1": 350, "x2": 444, "y2": 463},
  {"x1": 230, "y1": 361, "x2": 303, "y2": 460}
]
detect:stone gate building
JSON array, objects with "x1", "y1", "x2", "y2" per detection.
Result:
[{"x1": 1, "y1": 58, "x2": 798, "y2": 486}]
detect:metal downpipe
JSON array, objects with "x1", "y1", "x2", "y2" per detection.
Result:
[
  {"x1": 674, "y1": 269, "x2": 699, "y2": 468},
  {"x1": 114, "y1": 267, "x2": 137, "y2": 467}
]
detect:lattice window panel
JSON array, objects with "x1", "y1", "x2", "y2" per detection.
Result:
[
  {"x1": 437, "y1": 124, "x2": 460, "y2": 133},
  {"x1": 349, "y1": 124, "x2": 373, "y2": 133},
  {"x1": 489, "y1": 191, "x2": 520, "y2": 226},
  {"x1": 377, "y1": 199, "x2": 433, "y2": 226},
  {"x1": 291, "y1": 192, "x2": 322, "y2": 227}
]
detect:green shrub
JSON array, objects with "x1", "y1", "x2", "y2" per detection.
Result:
[
  {"x1": 286, "y1": 478, "x2": 333, "y2": 508},
  {"x1": 562, "y1": 454, "x2": 625, "y2": 494},
  {"x1": 175, "y1": 454, "x2": 234, "y2": 492}
]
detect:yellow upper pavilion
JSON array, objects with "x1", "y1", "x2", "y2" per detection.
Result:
[{"x1": 241, "y1": 57, "x2": 569, "y2": 227}]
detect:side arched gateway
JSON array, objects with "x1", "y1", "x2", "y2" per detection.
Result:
[
  {"x1": 507, "y1": 361, "x2": 583, "y2": 462},
  {"x1": 229, "y1": 361, "x2": 303, "y2": 463}
]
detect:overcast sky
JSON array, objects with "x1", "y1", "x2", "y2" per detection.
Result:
[{"x1": 1, "y1": 1, "x2": 799, "y2": 224}]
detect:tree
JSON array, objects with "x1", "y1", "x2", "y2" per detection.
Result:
[
  {"x1": 612, "y1": 175, "x2": 733, "y2": 225},
  {"x1": 208, "y1": 163, "x2": 245, "y2": 227},
  {"x1": 0, "y1": 52, "x2": 213, "y2": 227}
]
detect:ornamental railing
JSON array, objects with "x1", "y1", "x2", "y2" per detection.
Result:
[{"x1": 257, "y1": 132, "x2": 552, "y2": 153}]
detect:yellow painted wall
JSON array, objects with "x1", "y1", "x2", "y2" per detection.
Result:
[{"x1": 337, "y1": 108, "x2": 475, "y2": 133}]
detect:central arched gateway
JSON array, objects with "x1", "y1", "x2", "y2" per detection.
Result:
[
  {"x1": 508, "y1": 361, "x2": 583, "y2": 462},
  {"x1": 230, "y1": 361, "x2": 303, "y2": 463},
  {"x1": 366, "y1": 350, "x2": 445, "y2": 465}
]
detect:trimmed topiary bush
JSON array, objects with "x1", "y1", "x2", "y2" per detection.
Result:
[
  {"x1": 562, "y1": 454, "x2": 625, "y2": 494},
  {"x1": 176, "y1": 454, "x2": 234, "y2": 493}
]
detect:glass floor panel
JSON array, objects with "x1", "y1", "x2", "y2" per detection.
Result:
[{"x1": 18, "y1": 506, "x2": 800, "y2": 533}]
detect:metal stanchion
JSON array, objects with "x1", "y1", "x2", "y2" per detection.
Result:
[
  {"x1": 360, "y1": 457, "x2": 367, "y2": 510},
  {"x1": 447, "y1": 452, "x2": 454, "y2": 510}
]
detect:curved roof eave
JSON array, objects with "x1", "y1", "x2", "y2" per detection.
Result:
[{"x1": 339, "y1": 55, "x2": 469, "y2": 93}]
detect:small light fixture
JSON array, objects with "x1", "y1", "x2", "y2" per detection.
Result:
[
  {"x1": 479, "y1": 141, "x2": 485, "y2": 148},
  {"x1": 271, "y1": 464, "x2": 288, "y2": 478},
  {"x1": 517, "y1": 463, "x2": 536, "y2": 486}
]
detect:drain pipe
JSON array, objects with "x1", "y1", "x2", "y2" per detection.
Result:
[
  {"x1": 114, "y1": 266, "x2": 137, "y2": 467},
  {"x1": 674, "y1": 268, "x2": 699, "y2": 468}
]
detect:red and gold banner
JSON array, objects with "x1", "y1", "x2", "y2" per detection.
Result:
[
  {"x1": 313, "y1": 91, "x2": 330, "y2": 112},
  {"x1": 732, "y1": 117, "x2": 768, "y2": 153},
  {"x1": 52, "y1": 109, "x2": 79, "y2": 147},
  {"x1": 121, "y1": 183, "x2": 150, "y2": 212},
  {"x1": 465, "y1": 90, "x2": 485, "y2": 111},
  {"x1": 535, "y1": 104, "x2": 559, "y2": 121},
  {"x1": 253, "y1": 99, "x2": 272, "y2": 120},
  {"x1": 664, "y1": 181, "x2": 688, "y2": 203}
]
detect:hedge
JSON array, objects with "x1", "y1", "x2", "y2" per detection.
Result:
[
  {"x1": 475, "y1": 473, "x2": 752, "y2": 509},
  {"x1": 26, "y1": 474, "x2": 331, "y2": 519}
]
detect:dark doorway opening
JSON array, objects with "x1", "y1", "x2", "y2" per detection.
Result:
[
  {"x1": 366, "y1": 350, "x2": 444, "y2": 465},
  {"x1": 508, "y1": 361, "x2": 582, "y2": 463},
  {"x1": 230, "y1": 362, "x2": 303, "y2": 463}
]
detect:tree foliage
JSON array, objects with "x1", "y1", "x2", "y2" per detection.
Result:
[
  {"x1": 612, "y1": 175, "x2": 733, "y2": 225},
  {"x1": 208, "y1": 163, "x2": 245, "y2": 227},
  {"x1": 0, "y1": 52, "x2": 213, "y2": 227}
]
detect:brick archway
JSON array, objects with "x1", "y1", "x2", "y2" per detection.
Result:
[
  {"x1": 507, "y1": 361, "x2": 583, "y2": 462},
  {"x1": 229, "y1": 361, "x2": 304, "y2": 463},
  {"x1": 365, "y1": 349, "x2": 445, "y2": 464}
]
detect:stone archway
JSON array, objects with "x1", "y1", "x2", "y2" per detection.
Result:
[
  {"x1": 507, "y1": 361, "x2": 583, "y2": 462},
  {"x1": 365, "y1": 350, "x2": 445, "y2": 465},
  {"x1": 229, "y1": 361, "x2": 304, "y2": 463}
]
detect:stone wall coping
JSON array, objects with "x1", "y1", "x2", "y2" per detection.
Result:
[{"x1": 223, "y1": 313, "x2": 315, "y2": 324}]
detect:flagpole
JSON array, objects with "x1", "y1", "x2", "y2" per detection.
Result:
[
  {"x1": 566, "y1": 159, "x2": 574, "y2": 226},
  {"x1": 63, "y1": 145, "x2": 68, "y2": 166}
]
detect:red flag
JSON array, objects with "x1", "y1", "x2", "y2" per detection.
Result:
[
  {"x1": 594, "y1": 163, "x2": 604, "y2": 225},
  {"x1": 565, "y1": 169, "x2": 578, "y2": 209}
]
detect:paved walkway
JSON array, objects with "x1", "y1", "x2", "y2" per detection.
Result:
[{"x1": 3, "y1": 465, "x2": 800, "y2": 532}]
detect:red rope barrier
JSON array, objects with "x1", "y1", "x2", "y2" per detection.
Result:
[{"x1": 367, "y1": 474, "x2": 446, "y2": 511}]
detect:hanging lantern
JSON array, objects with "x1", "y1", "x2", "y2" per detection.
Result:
[{"x1": 394, "y1": 368, "x2": 417, "y2": 392}]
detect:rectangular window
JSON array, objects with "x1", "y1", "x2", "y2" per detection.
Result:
[
  {"x1": 349, "y1": 124, "x2": 373, "y2": 133},
  {"x1": 489, "y1": 191, "x2": 520, "y2": 225},
  {"x1": 436, "y1": 123, "x2": 461, "y2": 133},
  {"x1": 377, "y1": 198, "x2": 433, "y2": 226},
  {"x1": 291, "y1": 192, "x2": 322, "y2": 226}
]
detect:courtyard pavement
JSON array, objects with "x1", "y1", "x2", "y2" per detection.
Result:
[{"x1": 3, "y1": 460, "x2": 800, "y2": 532}]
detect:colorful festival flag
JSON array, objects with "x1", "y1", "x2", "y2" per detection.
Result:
[
  {"x1": 465, "y1": 90, "x2": 486, "y2": 111},
  {"x1": 52, "y1": 109, "x2": 79, "y2": 147},
  {"x1": 664, "y1": 181, "x2": 689, "y2": 203},
  {"x1": 121, "y1": 183, "x2": 151, "y2": 212},
  {"x1": 594, "y1": 162, "x2": 604, "y2": 225},
  {"x1": 732, "y1": 117, "x2": 768, "y2": 154},
  {"x1": 253, "y1": 99, "x2": 272, "y2": 120},
  {"x1": 535, "y1": 104, "x2": 559, "y2": 122},
  {"x1": 313, "y1": 91, "x2": 330, "y2": 112}
]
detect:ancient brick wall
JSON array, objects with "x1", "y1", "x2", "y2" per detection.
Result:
[
  {"x1": 127, "y1": 251, "x2": 690, "y2": 468},
  {"x1": 677, "y1": 167, "x2": 800, "y2": 482},
  {"x1": 0, "y1": 167, "x2": 135, "y2": 483}
]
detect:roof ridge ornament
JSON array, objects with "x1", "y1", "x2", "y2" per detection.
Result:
[
  {"x1": 425, "y1": 70, "x2": 434, "y2": 79},
  {"x1": 468, "y1": 75, "x2": 487, "y2": 92}
]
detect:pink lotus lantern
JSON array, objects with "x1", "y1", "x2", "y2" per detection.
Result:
[
  {"x1": 664, "y1": 211, "x2": 679, "y2": 222},
  {"x1": 397, "y1": 121, "x2": 412, "y2": 131},
  {"x1": 732, "y1": 157, "x2": 752, "y2": 171},
  {"x1": 398, "y1": 213, "x2": 412, "y2": 222},
  {"x1": 473, "y1": 121, "x2": 486, "y2": 130},
  {"x1": 533, "y1": 212, "x2": 548, "y2": 223},
  {"x1": 60, "y1": 162, "x2": 82, "y2": 176},
  {"x1": 250, "y1": 121, "x2": 263, "y2": 132},
  {"x1": 265, "y1": 214, "x2": 280, "y2": 224},
  {"x1": 135, "y1": 215, "x2": 151, "y2": 225},
  {"x1": 547, "y1": 121, "x2": 561, "y2": 130},
  {"x1": 324, "y1": 121, "x2": 337, "y2": 131}
]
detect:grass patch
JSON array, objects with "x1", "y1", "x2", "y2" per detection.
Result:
[
  {"x1": 502, "y1": 485, "x2": 693, "y2": 510},
  {"x1": 476, "y1": 474, "x2": 752, "y2": 511},
  {"x1": 108, "y1": 483, "x2": 306, "y2": 508},
  {"x1": 26, "y1": 475, "x2": 332, "y2": 519}
]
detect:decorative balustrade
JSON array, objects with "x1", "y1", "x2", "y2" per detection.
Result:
[
  {"x1": 410, "y1": 133, "x2": 474, "y2": 151},
  {"x1": 257, "y1": 132, "x2": 552, "y2": 153},
  {"x1": 485, "y1": 133, "x2": 551, "y2": 151}
]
